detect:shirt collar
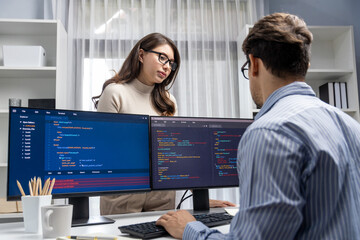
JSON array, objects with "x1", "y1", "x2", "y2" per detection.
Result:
[{"x1": 255, "y1": 81, "x2": 316, "y2": 120}]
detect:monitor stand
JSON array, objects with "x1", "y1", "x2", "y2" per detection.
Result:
[
  {"x1": 69, "y1": 196, "x2": 115, "y2": 227},
  {"x1": 192, "y1": 189, "x2": 210, "y2": 212}
]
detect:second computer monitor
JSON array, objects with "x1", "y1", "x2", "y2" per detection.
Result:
[{"x1": 150, "y1": 116, "x2": 253, "y2": 191}]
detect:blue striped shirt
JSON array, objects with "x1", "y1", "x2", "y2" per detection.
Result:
[{"x1": 183, "y1": 81, "x2": 360, "y2": 239}]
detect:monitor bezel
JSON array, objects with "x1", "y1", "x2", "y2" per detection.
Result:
[
  {"x1": 7, "y1": 106, "x2": 152, "y2": 201},
  {"x1": 149, "y1": 115, "x2": 253, "y2": 191}
]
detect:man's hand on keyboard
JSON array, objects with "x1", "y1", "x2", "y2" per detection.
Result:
[{"x1": 156, "y1": 210, "x2": 196, "y2": 239}]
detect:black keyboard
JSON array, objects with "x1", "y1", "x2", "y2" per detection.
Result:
[{"x1": 118, "y1": 212, "x2": 233, "y2": 239}]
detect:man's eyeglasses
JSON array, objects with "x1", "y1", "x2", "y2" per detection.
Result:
[
  {"x1": 142, "y1": 49, "x2": 177, "y2": 71},
  {"x1": 241, "y1": 60, "x2": 249, "y2": 80}
]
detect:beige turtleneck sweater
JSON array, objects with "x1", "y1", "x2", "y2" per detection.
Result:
[
  {"x1": 97, "y1": 79, "x2": 177, "y2": 215},
  {"x1": 97, "y1": 79, "x2": 177, "y2": 115}
]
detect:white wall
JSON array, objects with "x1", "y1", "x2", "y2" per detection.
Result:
[{"x1": 0, "y1": 0, "x2": 45, "y2": 19}]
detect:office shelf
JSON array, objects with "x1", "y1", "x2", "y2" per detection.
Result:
[
  {"x1": 0, "y1": 19, "x2": 57, "y2": 35},
  {"x1": 306, "y1": 69, "x2": 352, "y2": 81},
  {"x1": 0, "y1": 19, "x2": 73, "y2": 197},
  {"x1": 0, "y1": 67, "x2": 56, "y2": 78}
]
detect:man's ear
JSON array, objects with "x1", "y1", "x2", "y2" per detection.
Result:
[
  {"x1": 138, "y1": 49, "x2": 145, "y2": 63},
  {"x1": 249, "y1": 54, "x2": 259, "y2": 77}
]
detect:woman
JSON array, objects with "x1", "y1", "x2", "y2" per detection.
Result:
[{"x1": 93, "y1": 33, "x2": 234, "y2": 215}]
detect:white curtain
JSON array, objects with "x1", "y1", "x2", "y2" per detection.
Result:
[{"x1": 53, "y1": 0, "x2": 263, "y2": 215}]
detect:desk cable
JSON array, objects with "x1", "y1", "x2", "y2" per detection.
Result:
[{"x1": 176, "y1": 190, "x2": 193, "y2": 210}]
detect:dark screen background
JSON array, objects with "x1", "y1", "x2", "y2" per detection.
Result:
[{"x1": 151, "y1": 117, "x2": 253, "y2": 190}]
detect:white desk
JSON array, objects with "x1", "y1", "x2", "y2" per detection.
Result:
[{"x1": 0, "y1": 209, "x2": 230, "y2": 239}]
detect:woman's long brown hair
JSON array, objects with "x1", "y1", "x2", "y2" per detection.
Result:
[{"x1": 92, "y1": 33, "x2": 181, "y2": 116}]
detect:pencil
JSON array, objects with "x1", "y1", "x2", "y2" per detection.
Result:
[
  {"x1": 48, "y1": 178, "x2": 56, "y2": 195},
  {"x1": 30, "y1": 178, "x2": 33, "y2": 195},
  {"x1": 42, "y1": 178, "x2": 50, "y2": 195},
  {"x1": 28, "y1": 181, "x2": 33, "y2": 196},
  {"x1": 67, "y1": 236, "x2": 117, "y2": 240},
  {"x1": 31, "y1": 178, "x2": 35, "y2": 195},
  {"x1": 33, "y1": 176, "x2": 36, "y2": 194},
  {"x1": 16, "y1": 180, "x2": 25, "y2": 196},
  {"x1": 35, "y1": 177, "x2": 40, "y2": 196},
  {"x1": 39, "y1": 178, "x2": 42, "y2": 195}
]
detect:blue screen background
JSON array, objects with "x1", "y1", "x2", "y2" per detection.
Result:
[{"x1": 8, "y1": 107, "x2": 150, "y2": 199}]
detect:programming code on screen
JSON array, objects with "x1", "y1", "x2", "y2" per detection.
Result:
[
  {"x1": 7, "y1": 107, "x2": 150, "y2": 199},
  {"x1": 151, "y1": 117, "x2": 253, "y2": 190}
]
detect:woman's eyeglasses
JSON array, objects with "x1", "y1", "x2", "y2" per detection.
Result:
[
  {"x1": 241, "y1": 60, "x2": 249, "y2": 80},
  {"x1": 142, "y1": 49, "x2": 177, "y2": 71}
]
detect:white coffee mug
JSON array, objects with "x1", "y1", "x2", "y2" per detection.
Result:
[
  {"x1": 41, "y1": 204, "x2": 73, "y2": 238},
  {"x1": 21, "y1": 195, "x2": 52, "y2": 233}
]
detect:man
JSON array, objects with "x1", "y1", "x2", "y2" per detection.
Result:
[{"x1": 156, "y1": 12, "x2": 360, "y2": 239}]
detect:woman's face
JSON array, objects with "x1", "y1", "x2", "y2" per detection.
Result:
[{"x1": 138, "y1": 44, "x2": 175, "y2": 86}]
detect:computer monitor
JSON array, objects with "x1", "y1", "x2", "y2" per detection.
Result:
[
  {"x1": 7, "y1": 107, "x2": 151, "y2": 226},
  {"x1": 150, "y1": 116, "x2": 253, "y2": 211}
]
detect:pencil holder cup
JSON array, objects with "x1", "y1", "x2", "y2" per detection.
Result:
[{"x1": 21, "y1": 195, "x2": 52, "y2": 233}]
